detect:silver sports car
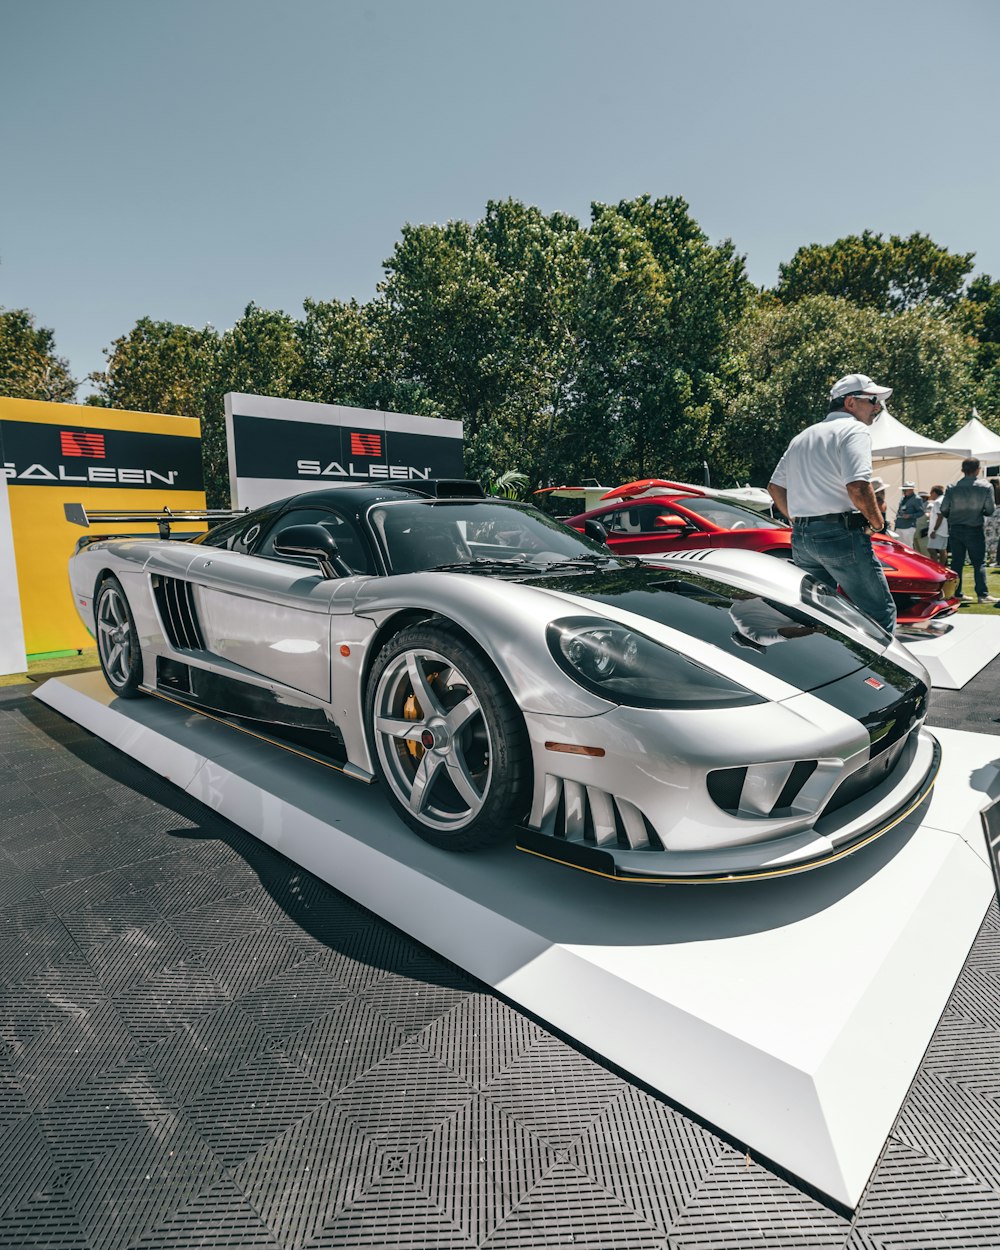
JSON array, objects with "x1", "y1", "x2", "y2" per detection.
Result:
[{"x1": 67, "y1": 480, "x2": 938, "y2": 882}]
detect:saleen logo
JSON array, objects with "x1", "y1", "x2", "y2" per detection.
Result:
[
  {"x1": 296, "y1": 459, "x2": 430, "y2": 481},
  {"x1": 864, "y1": 677, "x2": 884, "y2": 690},
  {"x1": 60, "y1": 430, "x2": 106, "y2": 458},
  {"x1": 3, "y1": 462, "x2": 178, "y2": 485},
  {"x1": 350, "y1": 432, "x2": 383, "y2": 457}
]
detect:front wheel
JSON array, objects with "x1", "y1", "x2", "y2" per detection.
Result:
[
  {"x1": 365, "y1": 624, "x2": 531, "y2": 850},
  {"x1": 95, "y1": 576, "x2": 144, "y2": 698}
]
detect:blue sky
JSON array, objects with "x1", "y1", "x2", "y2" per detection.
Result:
[{"x1": 2, "y1": 0, "x2": 998, "y2": 392}]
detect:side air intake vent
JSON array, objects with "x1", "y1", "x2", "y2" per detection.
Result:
[{"x1": 152, "y1": 576, "x2": 205, "y2": 650}]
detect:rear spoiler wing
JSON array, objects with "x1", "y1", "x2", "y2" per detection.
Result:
[{"x1": 64, "y1": 503, "x2": 248, "y2": 540}]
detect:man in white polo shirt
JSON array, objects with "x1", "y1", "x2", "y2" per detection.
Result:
[{"x1": 768, "y1": 373, "x2": 896, "y2": 632}]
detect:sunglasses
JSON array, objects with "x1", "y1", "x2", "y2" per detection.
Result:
[{"x1": 851, "y1": 394, "x2": 882, "y2": 406}]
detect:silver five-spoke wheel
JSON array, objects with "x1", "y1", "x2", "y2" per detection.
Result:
[
  {"x1": 95, "y1": 577, "x2": 143, "y2": 697},
  {"x1": 366, "y1": 624, "x2": 530, "y2": 850}
]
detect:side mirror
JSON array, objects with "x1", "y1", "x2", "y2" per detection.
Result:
[
  {"x1": 654, "y1": 515, "x2": 689, "y2": 531},
  {"x1": 272, "y1": 523, "x2": 352, "y2": 578},
  {"x1": 583, "y1": 519, "x2": 609, "y2": 545}
]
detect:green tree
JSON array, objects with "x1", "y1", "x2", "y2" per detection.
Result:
[
  {"x1": 776, "y1": 231, "x2": 974, "y2": 312},
  {"x1": 561, "y1": 195, "x2": 748, "y2": 483},
  {"x1": 89, "y1": 317, "x2": 223, "y2": 496},
  {"x1": 380, "y1": 199, "x2": 585, "y2": 479},
  {"x1": 0, "y1": 307, "x2": 76, "y2": 401},
  {"x1": 718, "y1": 294, "x2": 975, "y2": 483},
  {"x1": 953, "y1": 274, "x2": 1000, "y2": 418}
]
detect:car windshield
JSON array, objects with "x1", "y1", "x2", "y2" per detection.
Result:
[
  {"x1": 679, "y1": 498, "x2": 786, "y2": 530},
  {"x1": 370, "y1": 499, "x2": 626, "y2": 574}
]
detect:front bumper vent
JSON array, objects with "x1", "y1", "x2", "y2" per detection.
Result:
[
  {"x1": 536, "y1": 776, "x2": 662, "y2": 852},
  {"x1": 707, "y1": 759, "x2": 819, "y2": 817}
]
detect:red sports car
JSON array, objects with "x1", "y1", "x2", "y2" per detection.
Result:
[{"x1": 565, "y1": 480, "x2": 959, "y2": 628}]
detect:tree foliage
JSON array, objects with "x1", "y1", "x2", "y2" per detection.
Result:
[
  {"x1": 776, "y1": 231, "x2": 974, "y2": 312},
  {"x1": 562, "y1": 196, "x2": 748, "y2": 483},
  {"x1": 0, "y1": 307, "x2": 76, "y2": 402},
  {"x1": 718, "y1": 294, "x2": 974, "y2": 482},
  {"x1": 953, "y1": 274, "x2": 1000, "y2": 416},
  {"x1": 11, "y1": 200, "x2": 995, "y2": 503}
]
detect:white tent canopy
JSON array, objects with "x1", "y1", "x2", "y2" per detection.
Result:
[
  {"x1": 941, "y1": 411, "x2": 1000, "y2": 467},
  {"x1": 869, "y1": 408, "x2": 964, "y2": 494},
  {"x1": 869, "y1": 408, "x2": 958, "y2": 459}
]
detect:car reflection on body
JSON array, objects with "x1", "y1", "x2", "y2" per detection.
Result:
[{"x1": 68, "y1": 479, "x2": 938, "y2": 882}]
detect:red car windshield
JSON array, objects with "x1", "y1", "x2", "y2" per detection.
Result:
[{"x1": 675, "y1": 498, "x2": 786, "y2": 530}]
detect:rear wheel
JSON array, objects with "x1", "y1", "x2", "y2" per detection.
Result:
[
  {"x1": 95, "y1": 576, "x2": 143, "y2": 698},
  {"x1": 365, "y1": 624, "x2": 531, "y2": 850}
]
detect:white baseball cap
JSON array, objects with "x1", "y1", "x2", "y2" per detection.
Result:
[{"x1": 830, "y1": 373, "x2": 893, "y2": 401}]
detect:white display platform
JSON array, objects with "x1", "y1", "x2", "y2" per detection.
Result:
[
  {"x1": 35, "y1": 673, "x2": 1000, "y2": 1210},
  {"x1": 903, "y1": 613, "x2": 1000, "y2": 689}
]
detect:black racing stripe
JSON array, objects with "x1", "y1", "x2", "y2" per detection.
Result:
[{"x1": 532, "y1": 566, "x2": 908, "y2": 696}]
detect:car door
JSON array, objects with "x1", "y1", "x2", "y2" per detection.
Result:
[
  {"x1": 185, "y1": 504, "x2": 374, "y2": 703},
  {"x1": 598, "y1": 502, "x2": 708, "y2": 555}
]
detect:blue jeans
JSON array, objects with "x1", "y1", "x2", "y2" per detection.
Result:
[
  {"x1": 791, "y1": 519, "x2": 897, "y2": 632},
  {"x1": 948, "y1": 523, "x2": 988, "y2": 598}
]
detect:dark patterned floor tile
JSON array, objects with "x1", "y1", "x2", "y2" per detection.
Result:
[
  {"x1": 58, "y1": 894, "x2": 163, "y2": 946},
  {"x1": 668, "y1": 1150, "x2": 849, "y2": 1247},
  {"x1": 331, "y1": 1039, "x2": 476, "y2": 1150},
  {"x1": 483, "y1": 1159, "x2": 670, "y2": 1248},
  {"x1": 418, "y1": 992, "x2": 545, "y2": 1091},
  {"x1": 9, "y1": 998, "x2": 140, "y2": 1111},
  {"x1": 195, "y1": 926, "x2": 313, "y2": 998},
  {"x1": 0, "y1": 1112, "x2": 58, "y2": 1214},
  {"x1": 166, "y1": 892, "x2": 271, "y2": 955},
  {"x1": 59, "y1": 1111, "x2": 225, "y2": 1250},
  {"x1": 142, "y1": 1001, "x2": 276, "y2": 1104},
  {"x1": 40, "y1": 1063, "x2": 177, "y2": 1167},
  {"x1": 88, "y1": 922, "x2": 193, "y2": 992},
  {"x1": 111, "y1": 960, "x2": 230, "y2": 1048},
  {"x1": 282, "y1": 998, "x2": 409, "y2": 1095},
  {"x1": 576, "y1": 1083, "x2": 726, "y2": 1231},
  {"x1": 0, "y1": 1185, "x2": 90, "y2": 1249},
  {"x1": 184, "y1": 1050, "x2": 330, "y2": 1169},
  {"x1": 131, "y1": 1176, "x2": 283, "y2": 1247},
  {"x1": 40, "y1": 866, "x2": 135, "y2": 914},
  {"x1": 232, "y1": 1101, "x2": 378, "y2": 1247},
  {"x1": 483, "y1": 1032, "x2": 623, "y2": 1149},
  {"x1": 357, "y1": 956, "x2": 473, "y2": 1035},
  {"x1": 419, "y1": 1093, "x2": 552, "y2": 1245},
  {"x1": 894, "y1": 1070, "x2": 1000, "y2": 1193},
  {"x1": 855, "y1": 1141, "x2": 1000, "y2": 1248},
  {"x1": 236, "y1": 959, "x2": 355, "y2": 1038}
]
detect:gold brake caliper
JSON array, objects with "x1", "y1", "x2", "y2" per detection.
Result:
[{"x1": 403, "y1": 671, "x2": 439, "y2": 759}]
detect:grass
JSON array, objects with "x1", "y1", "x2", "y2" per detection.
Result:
[
  {"x1": 952, "y1": 564, "x2": 1000, "y2": 613},
  {"x1": 0, "y1": 648, "x2": 100, "y2": 688}
]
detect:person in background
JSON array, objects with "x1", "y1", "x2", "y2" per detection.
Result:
[
  {"x1": 912, "y1": 492, "x2": 931, "y2": 556},
  {"x1": 870, "y1": 476, "x2": 890, "y2": 534},
  {"x1": 932, "y1": 458, "x2": 996, "y2": 603},
  {"x1": 768, "y1": 372, "x2": 895, "y2": 632},
  {"x1": 894, "y1": 482, "x2": 925, "y2": 548},
  {"x1": 926, "y1": 485, "x2": 949, "y2": 566}
]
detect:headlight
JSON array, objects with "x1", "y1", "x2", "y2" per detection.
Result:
[{"x1": 546, "y1": 617, "x2": 764, "y2": 709}]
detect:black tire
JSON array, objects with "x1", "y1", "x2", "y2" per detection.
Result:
[
  {"x1": 95, "y1": 576, "x2": 144, "y2": 698},
  {"x1": 365, "y1": 623, "x2": 531, "y2": 850}
]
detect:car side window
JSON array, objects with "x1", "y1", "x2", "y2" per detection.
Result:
[
  {"x1": 196, "y1": 506, "x2": 278, "y2": 553},
  {"x1": 255, "y1": 507, "x2": 375, "y2": 574}
]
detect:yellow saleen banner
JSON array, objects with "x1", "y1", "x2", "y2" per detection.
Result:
[{"x1": 0, "y1": 397, "x2": 206, "y2": 654}]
